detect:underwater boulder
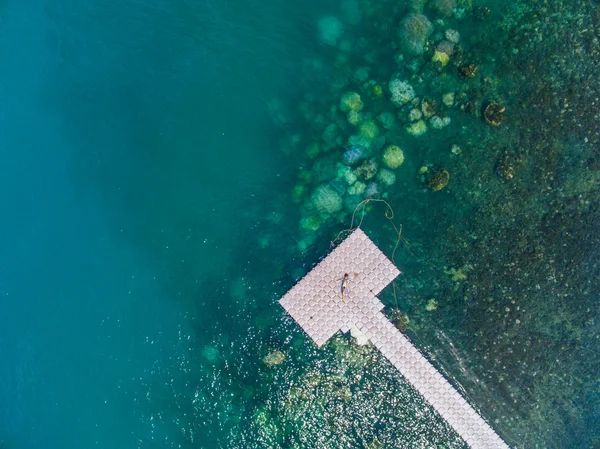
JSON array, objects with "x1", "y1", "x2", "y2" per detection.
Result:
[
  {"x1": 318, "y1": 16, "x2": 343, "y2": 45},
  {"x1": 430, "y1": 115, "x2": 451, "y2": 129},
  {"x1": 442, "y1": 92, "x2": 455, "y2": 107},
  {"x1": 377, "y1": 111, "x2": 396, "y2": 129},
  {"x1": 337, "y1": 164, "x2": 358, "y2": 185},
  {"x1": 425, "y1": 168, "x2": 450, "y2": 191},
  {"x1": 329, "y1": 178, "x2": 348, "y2": 195},
  {"x1": 322, "y1": 123, "x2": 339, "y2": 148},
  {"x1": 263, "y1": 350, "x2": 286, "y2": 366},
  {"x1": 347, "y1": 181, "x2": 367, "y2": 196},
  {"x1": 300, "y1": 216, "x2": 321, "y2": 231},
  {"x1": 305, "y1": 141, "x2": 320, "y2": 159},
  {"x1": 353, "y1": 66, "x2": 369, "y2": 82},
  {"x1": 201, "y1": 345, "x2": 220, "y2": 362},
  {"x1": 347, "y1": 134, "x2": 374, "y2": 152},
  {"x1": 426, "y1": 298, "x2": 439, "y2": 311},
  {"x1": 347, "y1": 110, "x2": 361, "y2": 126},
  {"x1": 431, "y1": 0, "x2": 456, "y2": 17},
  {"x1": 406, "y1": 119, "x2": 428, "y2": 136},
  {"x1": 342, "y1": 145, "x2": 367, "y2": 165},
  {"x1": 382, "y1": 145, "x2": 405, "y2": 168},
  {"x1": 291, "y1": 184, "x2": 306, "y2": 203},
  {"x1": 389, "y1": 78, "x2": 415, "y2": 106},
  {"x1": 484, "y1": 102, "x2": 506, "y2": 126},
  {"x1": 377, "y1": 168, "x2": 396, "y2": 186},
  {"x1": 460, "y1": 63, "x2": 478, "y2": 78},
  {"x1": 398, "y1": 13, "x2": 433, "y2": 55},
  {"x1": 421, "y1": 99, "x2": 437, "y2": 118},
  {"x1": 445, "y1": 29, "x2": 460, "y2": 43},
  {"x1": 311, "y1": 184, "x2": 343, "y2": 214},
  {"x1": 340, "y1": 91, "x2": 364, "y2": 112},
  {"x1": 355, "y1": 159, "x2": 378, "y2": 180},
  {"x1": 358, "y1": 120, "x2": 379, "y2": 140},
  {"x1": 408, "y1": 108, "x2": 423, "y2": 121},
  {"x1": 365, "y1": 182, "x2": 380, "y2": 197},
  {"x1": 368, "y1": 83, "x2": 384, "y2": 98},
  {"x1": 432, "y1": 40, "x2": 454, "y2": 67},
  {"x1": 409, "y1": 0, "x2": 427, "y2": 13}
]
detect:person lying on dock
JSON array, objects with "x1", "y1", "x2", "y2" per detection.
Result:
[{"x1": 338, "y1": 273, "x2": 352, "y2": 300}]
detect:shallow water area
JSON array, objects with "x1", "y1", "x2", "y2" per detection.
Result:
[{"x1": 1, "y1": 0, "x2": 599, "y2": 448}]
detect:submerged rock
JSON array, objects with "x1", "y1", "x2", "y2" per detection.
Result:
[
  {"x1": 382, "y1": 145, "x2": 405, "y2": 169},
  {"x1": 318, "y1": 16, "x2": 343, "y2": 45},
  {"x1": 347, "y1": 110, "x2": 361, "y2": 126},
  {"x1": 342, "y1": 145, "x2": 367, "y2": 165},
  {"x1": 426, "y1": 298, "x2": 438, "y2": 311},
  {"x1": 263, "y1": 351, "x2": 286, "y2": 366},
  {"x1": 389, "y1": 79, "x2": 415, "y2": 106},
  {"x1": 406, "y1": 119, "x2": 427, "y2": 136},
  {"x1": 484, "y1": 102, "x2": 506, "y2": 126},
  {"x1": 322, "y1": 123, "x2": 339, "y2": 147},
  {"x1": 340, "y1": 91, "x2": 363, "y2": 112},
  {"x1": 421, "y1": 99, "x2": 437, "y2": 118},
  {"x1": 432, "y1": 50, "x2": 449, "y2": 67},
  {"x1": 408, "y1": 0, "x2": 426, "y2": 13},
  {"x1": 337, "y1": 164, "x2": 357, "y2": 185},
  {"x1": 391, "y1": 309, "x2": 410, "y2": 331},
  {"x1": 445, "y1": 267, "x2": 467, "y2": 281},
  {"x1": 300, "y1": 216, "x2": 322, "y2": 231},
  {"x1": 398, "y1": 13, "x2": 433, "y2": 55},
  {"x1": 368, "y1": 83, "x2": 384, "y2": 98},
  {"x1": 201, "y1": 345, "x2": 220, "y2": 362},
  {"x1": 355, "y1": 159, "x2": 378, "y2": 180},
  {"x1": 365, "y1": 182, "x2": 380, "y2": 197},
  {"x1": 430, "y1": 115, "x2": 451, "y2": 129},
  {"x1": 425, "y1": 168, "x2": 450, "y2": 191},
  {"x1": 432, "y1": 40, "x2": 454, "y2": 67},
  {"x1": 347, "y1": 134, "x2": 374, "y2": 151},
  {"x1": 497, "y1": 163, "x2": 515, "y2": 180},
  {"x1": 291, "y1": 184, "x2": 306, "y2": 202},
  {"x1": 408, "y1": 108, "x2": 423, "y2": 121},
  {"x1": 473, "y1": 6, "x2": 491, "y2": 19},
  {"x1": 442, "y1": 92, "x2": 455, "y2": 107},
  {"x1": 431, "y1": 0, "x2": 456, "y2": 16},
  {"x1": 451, "y1": 144, "x2": 462, "y2": 155},
  {"x1": 377, "y1": 168, "x2": 396, "y2": 186},
  {"x1": 353, "y1": 66, "x2": 369, "y2": 82},
  {"x1": 329, "y1": 178, "x2": 347, "y2": 195},
  {"x1": 347, "y1": 181, "x2": 367, "y2": 196},
  {"x1": 305, "y1": 141, "x2": 320, "y2": 159},
  {"x1": 495, "y1": 152, "x2": 519, "y2": 180},
  {"x1": 377, "y1": 111, "x2": 396, "y2": 129},
  {"x1": 460, "y1": 63, "x2": 479, "y2": 78},
  {"x1": 311, "y1": 184, "x2": 343, "y2": 214},
  {"x1": 358, "y1": 120, "x2": 379, "y2": 140},
  {"x1": 445, "y1": 29, "x2": 460, "y2": 43}
]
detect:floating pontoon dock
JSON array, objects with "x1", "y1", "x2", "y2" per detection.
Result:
[{"x1": 279, "y1": 228, "x2": 510, "y2": 449}]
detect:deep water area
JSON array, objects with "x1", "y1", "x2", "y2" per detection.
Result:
[{"x1": 0, "y1": 0, "x2": 599, "y2": 448}]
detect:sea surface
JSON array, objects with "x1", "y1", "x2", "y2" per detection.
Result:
[{"x1": 0, "y1": 0, "x2": 598, "y2": 448}]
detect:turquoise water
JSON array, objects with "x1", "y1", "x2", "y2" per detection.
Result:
[{"x1": 1, "y1": 0, "x2": 599, "y2": 448}]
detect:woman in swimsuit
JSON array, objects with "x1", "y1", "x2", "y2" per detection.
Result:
[{"x1": 339, "y1": 273, "x2": 350, "y2": 299}]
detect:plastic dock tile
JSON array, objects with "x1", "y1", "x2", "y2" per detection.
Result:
[{"x1": 278, "y1": 228, "x2": 510, "y2": 449}]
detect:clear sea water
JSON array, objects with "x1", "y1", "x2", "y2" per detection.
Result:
[{"x1": 1, "y1": 0, "x2": 599, "y2": 448}]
